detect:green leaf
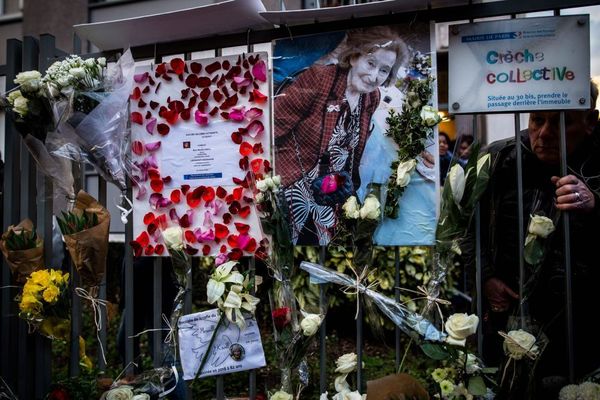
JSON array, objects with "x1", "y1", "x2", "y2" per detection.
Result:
[
  {"x1": 468, "y1": 375, "x2": 488, "y2": 396},
  {"x1": 420, "y1": 342, "x2": 450, "y2": 360},
  {"x1": 524, "y1": 236, "x2": 544, "y2": 265}
]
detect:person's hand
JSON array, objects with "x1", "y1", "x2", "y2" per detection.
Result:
[
  {"x1": 484, "y1": 277, "x2": 519, "y2": 312},
  {"x1": 551, "y1": 174, "x2": 596, "y2": 213}
]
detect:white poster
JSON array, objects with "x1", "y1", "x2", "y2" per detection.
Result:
[
  {"x1": 178, "y1": 309, "x2": 266, "y2": 379},
  {"x1": 130, "y1": 52, "x2": 271, "y2": 258},
  {"x1": 449, "y1": 15, "x2": 590, "y2": 113}
]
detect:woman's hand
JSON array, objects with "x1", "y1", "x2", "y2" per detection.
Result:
[{"x1": 552, "y1": 174, "x2": 596, "y2": 213}]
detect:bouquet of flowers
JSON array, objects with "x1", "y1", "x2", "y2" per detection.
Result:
[
  {"x1": 57, "y1": 190, "x2": 110, "y2": 289},
  {"x1": 0, "y1": 219, "x2": 44, "y2": 283},
  {"x1": 99, "y1": 366, "x2": 179, "y2": 400},
  {"x1": 18, "y1": 268, "x2": 70, "y2": 339}
]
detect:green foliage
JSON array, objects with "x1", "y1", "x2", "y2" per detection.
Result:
[
  {"x1": 4, "y1": 227, "x2": 38, "y2": 250},
  {"x1": 57, "y1": 210, "x2": 98, "y2": 235},
  {"x1": 383, "y1": 75, "x2": 438, "y2": 219}
]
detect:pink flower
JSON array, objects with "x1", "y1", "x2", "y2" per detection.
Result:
[{"x1": 320, "y1": 174, "x2": 338, "y2": 194}]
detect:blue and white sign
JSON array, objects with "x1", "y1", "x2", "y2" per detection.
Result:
[{"x1": 449, "y1": 15, "x2": 590, "y2": 113}]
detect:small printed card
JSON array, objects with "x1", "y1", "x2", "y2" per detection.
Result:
[{"x1": 178, "y1": 309, "x2": 266, "y2": 379}]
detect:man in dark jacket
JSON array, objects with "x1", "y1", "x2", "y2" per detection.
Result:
[{"x1": 477, "y1": 82, "x2": 599, "y2": 397}]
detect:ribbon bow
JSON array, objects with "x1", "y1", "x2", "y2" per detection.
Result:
[
  {"x1": 75, "y1": 286, "x2": 109, "y2": 364},
  {"x1": 340, "y1": 264, "x2": 380, "y2": 319}
]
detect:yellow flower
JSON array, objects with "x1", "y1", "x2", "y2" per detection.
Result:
[
  {"x1": 49, "y1": 269, "x2": 68, "y2": 286},
  {"x1": 23, "y1": 283, "x2": 44, "y2": 295},
  {"x1": 439, "y1": 379, "x2": 455, "y2": 396},
  {"x1": 30, "y1": 270, "x2": 50, "y2": 287},
  {"x1": 42, "y1": 285, "x2": 60, "y2": 304},
  {"x1": 431, "y1": 368, "x2": 447, "y2": 383},
  {"x1": 20, "y1": 293, "x2": 42, "y2": 313}
]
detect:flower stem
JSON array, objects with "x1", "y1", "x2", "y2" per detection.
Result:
[
  {"x1": 191, "y1": 313, "x2": 225, "y2": 386},
  {"x1": 397, "y1": 337, "x2": 413, "y2": 374}
]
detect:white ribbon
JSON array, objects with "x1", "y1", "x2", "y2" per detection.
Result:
[{"x1": 75, "y1": 286, "x2": 109, "y2": 364}]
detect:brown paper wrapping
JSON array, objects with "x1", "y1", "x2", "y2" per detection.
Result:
[
  {"x1": 0, "y1": 219, "x2": 45, "y2": 283},
  {"x1": 63, "y1": 190, "x2": 110, "y2": 287}
]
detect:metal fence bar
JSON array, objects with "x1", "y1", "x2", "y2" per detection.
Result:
[
  {"x1": 558, "y1": 111, "x2": 575, "y2": 382},
  {"x1": 473, "y1": 116, "x2": 484, "y2": 358},
  {"x1": 394, "y1": 246, "x2": 401, "y2": 370},
  {"x1": 1, "y1": 38, "x2": 22, "y2": 395},
  {"x1": 248, "y1": 256, "x2": 257, "y2": 399},
  {"x1": 124, "y1": 185, "x2": 135, "y2": 374},
  {"x1": 356, "y1": 295, "x2": 363, "y2": 393},
  {"x1": 98, "y1": 178, "x2": 108, "y2": 372},
  {"x1": 319, "y1": 245, "x2": 328, "y2": 394},
  {"x1": 513, "y1": 114, "x2": 526, "y2": 324}
]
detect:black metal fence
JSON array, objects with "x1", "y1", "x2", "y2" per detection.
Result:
[{"x1": 1, "y1": 1, "x2": 596, "y2": 398}]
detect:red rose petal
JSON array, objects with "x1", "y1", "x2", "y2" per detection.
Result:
[
  {"x1": 143, "y1": 212, "x2": 156, "y2": 225},
  {"x1": 187, "y1": 186, "x2": 205, "y2": 208},
  {"x1": 155, "y1": 63, "x2": 167, "y2": 76},
  {"x1": 130, "y1": 241, "x2": 143, "y2": 257},
  {"x1": 132, "y1": 140, "x2": 144, "y2": 156},
  {"x1": 181, "y1": 184, "x2": 190, "y2": 195},
  {"x1": 250, "y1": 159, "x2": 262, "y2": 173},
  {"x1": 200, "y1": 88, "x2": 211, "y2": 101},
  {"x1": 239, "y1": 156, "x2": 249, "y2": 171},
  {"x1": 202, "y1": 245, "x2": 211, "y2": 256},
  {"x1": 232, "y1": 187, "x2": 243, "y2": 201},
  {"x1": 228, "y1": 248, "x2": 243, "y2": 260},
  {"x1": 213, "y1": 90, "x2": 223, "y2": 102},
  {"x1": 180, "y1": 214, "x2": 191, "y2": 228},
  {"x1": 190, "y1": 62, "x2": 202, "y2": 74},
  {"x1": 235, "y1": 222, "x2": 250, "y2": 234},
  {"x1": 157, "y1": 123, "x2": 170, "y2": 135},
  {"x1": 220, "y1": 94, "x2": 239, "y2": 110},
  {"x1": 231, "y1": 131, "x2": 243, "y2": 144},
  {"x1": 253, "y1": 143, "x2": 264, "y2": 154},
  {"x1": 138, "y1": 98, "x2": 147, "y2": 108},
  {"x1": 239, "y1": 206, "x2": 251, "y2": 218},
  {"x1": 197, "y1": 76, "x2": 211, "y2": 87},
  {"x1": 150, "y1": 179, "x2": 164, "y2": 193},
  {"x1": 155, "y1": 244, "x2": 165, "y2": 255},
  {"x1": 170, "y1": 58, "x2": 185, "y2": 75},
  {"x1": 202, "y1": 187, "x2": 215, "y2": 202},
  {"x1": 239, "y1": 142, "x2": 253, "y2": 156},
  {"x1": 157, "y1": 214, "x2": 168, "y2": 229},
  {"x1": 251, "y1": 89, "x2": 268, "y2": 104},
  {"x1": 146, "y1": 118, "x2": 157, "y2": 135},
  {"x1": 144, "y1": 244, "x2": 155, "y2": 256},
  {"x1": 247, "y1": 120, "x2": 264, "y2": 138},
  {"x1": 136, "y1": 231, "x2": 150, "y2": 247},
  {"x1": 205, "y1": 61, "x2": 221, "y2": 75},
  {"x1": 215, "y1": 223, "x2": 229, "y2": 239},
  {"x1": 170, "y1": 189, "x2": 181, "y2": 203},
  {"x1": 209, "y1": 106, "x2": 219, "y2": 116},
  {"x1": 222, "y1": 213, "x2": 232, "y2": 224},
  {"x1": 185, "y1": 74, "x2": 198, "y2": 88},
  {"x1": 149, "y1": 101, "x2": 159, "y2": 110},
  {"x1": 216, "y1": 186, "x2": 227, "y2": 199},
  {"x1": 130, "y1": 87, "x2": 142, "y2": 100},
  {"x1": 220, "y1": 245, "x2": 227, "y2": 253},
  {"x1": 227, "y1": 234, "x2": 239, "y2": 248},
  {"x1": 185, "y1": 230, "x2": 196, "y2": 243},
  {"x1": 131, "y1": 112, "x2": 143, "y2": 125},
  {"x1": 252, "y1": 60, "x2": 267, "y2": 82},
  {"x1": 148, "y1": 169, "x2": 160, "y2": 180}
]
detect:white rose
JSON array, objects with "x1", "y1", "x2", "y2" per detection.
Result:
[
  {"x1": 320, "y1": 392, "x2": 329, "y2": 400},
  {"x1": 359, "y1": 195, "x2": 380, "y2": 220},
  {"x1": 445, "y1": 313, "x2": 479, "y2": 343},
  {"x1": 300, "y1": 313, "x2": 321, "y2": 336},
  {"x1": 97, "y1": 57, "x2": 107, "y2": 67},
  {"x1": 69, "y1": 67, "x2": 86, "y2": 79},
  {"x1": 84, "y1": 58, "x2": 96, "y2": 67},
  {"x1": 335, "y1": 353, "x2": 358, "y2": 374},
  {"x1": 256, "y1": 179, "x2": 269, "y2": 192},
  {"x1": 12, "y1": 94, "x2": 29, "y2": 117},
  {"x1": 578, "y1": 382, "x2": 600, "y2": 399},
  {"x1": 396, "y1": 159, "x2": 416, "y2": 187},
  {"x1": 503, "y1": 329, "x2": 539, "y2": 360},
  {"x1": 447, "y1": 164, "x2": 466, "y2": 205},
  {"x1": 163, "y1": 226, "x2": 184, "y2": 251},
  {"x1": 270, "y1": 390, "x2": 293, "y2": 400},
  {"x1": 14, "y1": 70, "x2": 42, "y2": 93},
  {"x1": 57, "y1": 76, "x2": 71, "y2": 87},
  {"x1": 342, "y1": 196, "x2": 360, "y2": 219},
  {"x1": 559, "y1": 384, "x2": 578, "y2": 400},
  {"x1": 271, "y1": 175, "x2": 281, "y2": 187},
  {"x1": 528, "y1": 215, "x2": 555, "y2": 239},
  {"x1": 420, "y1": 105, "x2": 441, "y2": 127},
  {"x1": 255, "y1": 192, "x2": 264, "y2": 203},
  {"x1": 342, "y1": 391, "x2": 364, "y2": 400},
  {"x1": 105, "y1": 386, "x2": 134, "y2": 400},
  {"x1": 132, "y1": 395, "x2": 150, "y2": 400}
]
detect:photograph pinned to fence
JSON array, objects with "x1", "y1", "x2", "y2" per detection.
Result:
[
  {"x1": 273, "y1": 22, "x2": 439, "y2": 247},
  {"x1": 178, "y1": 308, "x2": 266, "y2": 380}
]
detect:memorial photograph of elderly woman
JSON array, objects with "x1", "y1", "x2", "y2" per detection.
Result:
[{"x1": 273, "y1": 23, "x2": 437, "y2": 246}]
